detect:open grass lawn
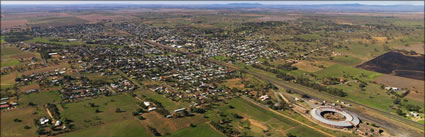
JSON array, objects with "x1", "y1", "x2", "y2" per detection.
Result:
[
  {"x1": 212, "y1": 56, "x2": 230, "y2": 61},
  {"x1": 133, "y1": 89, "x2": 189, "y2": 111},
  {"x1": 292, "y1": 60, "x2": 335, "y2": 73},
  {"x1": 28, "y1": 16, "x2": 88, "y2": 27},
  {"x1": 1, "y1": 46, "x2": 23, "y2": 57},
  {"x1": 204, "y1": 98, "x2": 331, "y2": 137},
  {"x1": 0, "y1": 72, "x2": 18, "y2": 90},
  {"x1": 1, "y1": 58, "x2": 20, "y2": 67},
  {"x1": 0, "y1": 36, "x2": 6, "y2": 44},
  {"x1": 331, "y1": 55, "x2": 363, "y2": 66},
  {"x1": 59, "y1": 119, "x2": 149, "y2": 137},
  {"x1": 1, "y1": 45, "x2": 38, "y2": 67},
  {"x1": 330, "y1": 83, "x2": 394, "y2": 112},
  {"x1": 314, "y1": 64, "x2": 382, "y2": 82},
  {"x1": 27, "y1": 37, "x2": 85, "y2": 46},
  {"x1": 61, "y1": 95, "x2": 140, "y2": 130},
  {"x1": 85, "y1": 73, "x2": 121, "y2": 83},
  {"x1": 1, "y1": 107, "x2": 48, "y2": 137},
  {"x1": 335, "y1": 42, "x2": 387, "y2": 61},
  {"x1": 418, "y1": 120, "x2": 425, "y2": 125},
  {"x1": 20, "y1": 90, "x2": 62, "y2": 106},
  {"x1": 166, "y1": 123, "x2": 225, "y2": 137},
  {"x1": 142, "y1": 111, "x2": 207, "y2": 135}
]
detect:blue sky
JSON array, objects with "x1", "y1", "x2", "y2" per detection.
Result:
[{"x1": 2, "y1": 1, "x2": 424, "y2": 6}]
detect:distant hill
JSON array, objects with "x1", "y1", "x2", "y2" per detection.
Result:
[{"x1": 2, "y1": 3, "x2": 424, "y2": 13}]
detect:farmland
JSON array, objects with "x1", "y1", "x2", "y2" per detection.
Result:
[
  {"x1": 315, "y1": 64, "x2": 382, "y2": 81},
  {"x1": 27, "y1": 16, "x2": 89, "y2": 28},
  {"x1": 166, "y1": 123, "x2": 225, "y2": 137},
  {"x1": 1, "y1": 2, "x2": 424, "y2": 137}
]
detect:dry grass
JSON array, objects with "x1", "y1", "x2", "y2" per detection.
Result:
[
  {"x1": 319, "y1": 12, "x2": 424, "y2": 20},
  {"x1": 143, "y1": 111, "x2": 206, "y2": 135},
  {"x1": 75, "y1": 14, "x2": 133, "y2": 23},
  {"x1": 18, "y1": 84, "x2": 40, "y2": 92},
  {"x1": 392, "y1": 43, "x2": 424, "y2": 54},
  {"x1": 224, "y1": 78, "x2": 245, "y2": 89},
  {"x1": 1, "y1": 19, "x2": 28, "y2": 29},
  {"x1": 248, "y1": 119, "x2": 268, "y2": 130},
  {"x1": 293, "y1": 60, "x2": 335, "y2": 73},
  {"x1": 22, "y1": 63, "x2": 69, "y2": 75},
  {"x1": 253, "y1": 16, "x2": 298, "y2": 22},
  {"x1": 375, "y1": 74, "x2": 424, "y2": 102}
]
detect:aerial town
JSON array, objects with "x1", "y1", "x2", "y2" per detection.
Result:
[{"x1": 1, "y1": 1, "x2": 424, "y2": 137}]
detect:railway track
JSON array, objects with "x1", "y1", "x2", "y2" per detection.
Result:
[{"x1": 144, "y1": 40, "x2": 424, "y2": 136}]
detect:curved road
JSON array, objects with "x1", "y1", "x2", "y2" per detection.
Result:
[{"x1": 145, "y1": 40, "x2": 424, "y2": 136}]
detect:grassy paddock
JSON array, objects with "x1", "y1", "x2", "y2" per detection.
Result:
[
  {"x1": 314, "y1": 64, "x2": 382, "y2": 81},
  {"x1": 166, "y1": 123, "x2": 225, "y2": 137},
  {"x1": 59, "y1": 119, "x2": 149, "y2": 137},
  {"x1": 61, "y1": 95, "x2": 140, "y2": 130}
]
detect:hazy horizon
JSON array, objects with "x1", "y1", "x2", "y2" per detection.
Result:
[{"x1": 2, "y1": 1, "x2": 424, "y2": 6}]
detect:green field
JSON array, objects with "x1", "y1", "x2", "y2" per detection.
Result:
[
  {"x1": 1, "y1": 46, "x2": 24, "y2": 57},
  {"x1": 133, "y1": 89, "x2": 189, "y2": 111},
  {"x1": 27, "y1": 37, "x2": 85, "y2": 46},
  {"x1": 20, "y1": 90, "x2": 62, "y2": 106},
  {"x1": 61, "y1": 95, "x2": 140, "y2": 130},
  {"x1": 1, "y1": 58, "x2": 20, "y2": 67},
  {"x1": 167, "y1": 123, "x2": 225, "y2": 137},
  {"x1": 212, "y1": 56, "x2": 230, "y2": 61},
  {"x1": 1, "y1": 107, "x2": 47, "y2": 137},
  {"x1": 314, "y1": 64, "x2": 382, "y2": 81},
  {"x1": 60, "y1": 119, "x2": 149, "y2": 137},
  {"x1": 331, "y1": 55, "x2": 363, "y2": 66},
  {"x1": 28, "y1": 16, "x2": 88, "y2": 27},
  {"x1": 0, "y1": 36, "x2": 6, "y2": 44},
  {"x1": 335, "y1": 42, "x2": 387, "y2": 61},
  {"x1": 418, "y1": 120, "x2": 425, "y2": 125},
  {"x1": 204, "y1": 98, "x2": 338, "y2": 137}
]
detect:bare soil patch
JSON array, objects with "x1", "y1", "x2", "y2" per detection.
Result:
[
  {"x1": 225, "y1": 78, "x2": 245, "y2": 89},
  {"x1": 333, "y1": 19, "x2": 353, "y2": 25},
  {"x1": 1, "y1": 19, "x2": 28, "y2": 29},
  {"x1": 392, "y1": 43, "x2": 424, "y2": 54},
  {"x1": 19, "y1": 84, "x2": 40, "y2": 92},
  {"x1": 248, "y1": 119, "x2": 268, "y2": 131}
]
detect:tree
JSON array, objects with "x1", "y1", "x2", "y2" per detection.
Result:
[
  {"x1": 115, "y1": 108, "x2": 121, "y2": 113},
  {"x1": 14, "y1": 118, "x2": 22, "y2": 122},
  {"x1": 28, "y1": 102, "x2": 36, "y2": 106},
  {"x1": 95, "y1": 109, "x2": 102, "y2": 113},
  {"x1": 286, "y1": 133, "x2": 297, "y2": 137},
  {"x1": 24, "y1": 125, "x2": 31, "y2": 129},
  {"x1": 138, "y1": 115, "x2": 145, "y2": 120},
  {"x1": 393, "y1": 98, "x2": 401, "y2": 105},
  {"x1": 396, "y1": 109, "x2": 405, "y2": 116}
]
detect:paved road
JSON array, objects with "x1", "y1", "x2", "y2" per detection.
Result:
[
  {"x1": 240, "y1": 96, "x2": 336, "y2": 137},
  {"x1": 237, "y1": 68, "x2": 424, "y2": 137},
  {"x1": 144, "y1": 40, "x2": 424, "y2": 136}
]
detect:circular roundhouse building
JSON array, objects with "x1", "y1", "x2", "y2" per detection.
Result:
[{"x1": 310, "y1": 106, "x2": 360, "y2": 128}]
